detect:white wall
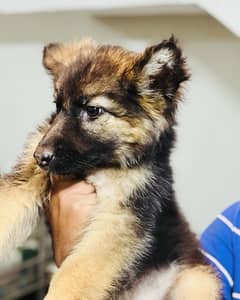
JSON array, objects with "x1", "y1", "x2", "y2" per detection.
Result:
[{"x1": 0, "y1": 12, "x2": 239, "y2": 233}]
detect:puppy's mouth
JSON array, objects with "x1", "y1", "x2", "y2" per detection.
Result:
[
  {"x1": 35, "y1": 154, "x2": 91, "y2": 180},
  {"x1": 39, "y1": 159, "x2": 72, "y2": 175},
  {"x1": 35, "y1": 158, "x2": 58, "y2": 174},
  {"x1": 34, "y1": 148, "x2": 77, "y2": 174}
]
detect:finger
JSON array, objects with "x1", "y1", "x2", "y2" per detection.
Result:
[
  {"x1": 69, "y1": 193, "x2": 98, "y2": 211},
  {"x1": 51, "y1": 180, "x2": 95, "y2": 195},
  {"x1": 70, "y1": 181, "x2": 96, "y2": 194}
]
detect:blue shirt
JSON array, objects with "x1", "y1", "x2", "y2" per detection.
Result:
[{"x1": 201, "y1": 201, "x2": 240, "y2": 300}]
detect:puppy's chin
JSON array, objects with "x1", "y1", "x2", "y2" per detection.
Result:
[
  {"x1": 41, "y1": 156, "x2": 120, "y2": 179},
  {"x1": 50, "y1": 162, "x2": 93, "y2": 180},
  {"x1": 49, "y1": 174, "x2": 79, "y2": 184},
  {"x1": 49, "y1": 168, "x2": 86, "y2": 179}
]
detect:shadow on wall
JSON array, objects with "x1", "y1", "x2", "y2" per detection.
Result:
[
  {"x1": 0, "y1": 12, "x2": 235, "y2": 41},
  {"x1": 1, "y1": 12, "x2": 239, "y2": 93},
  {"x1": 0, "y1": 12, "x2": 239, "y2": 92}
]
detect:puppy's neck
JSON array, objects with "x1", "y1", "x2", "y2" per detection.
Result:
[{"x1": 87, "y1": 166, "x2": 154, "y2": 203}]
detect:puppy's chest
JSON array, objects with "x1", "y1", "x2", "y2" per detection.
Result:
[
  {"x1": 87, "y1": 168, "x2": 153, "y2": 204},
  {"x1": 119, "y1": 265, "x2": 178, "y2": 300}
]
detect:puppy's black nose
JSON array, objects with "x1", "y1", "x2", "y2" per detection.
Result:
[{"x1": 34, "y1": 149, "x2": 54, "y2": 169}]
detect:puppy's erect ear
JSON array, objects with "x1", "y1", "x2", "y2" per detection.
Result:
[
  {"x1": 43, "y1": 43, "x2": 66, "y2": 79},
  {"x1": 42, "y1": 39, "x2": 97, "y2": 80},
  {"x1": 136, "y1": 36, "x2": 189, "y2": 101}
]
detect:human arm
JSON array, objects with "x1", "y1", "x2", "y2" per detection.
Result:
[
  {"x1": 48, "y1": 180, "x2": 97, "y2": 267},
  {"x1": 200, "y1": 202, "x2": 240, "y2": 300}
]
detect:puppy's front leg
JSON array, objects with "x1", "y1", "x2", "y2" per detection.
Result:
[
  {"x1": 165, "y1": 266, "x2": 220, "y2": 300},
  {"x1": 44, "y1": 204, "x2": 141, "y2": 300},
  {"x1": 0, "y1": 122, "x2": 50, "y2": 259}
]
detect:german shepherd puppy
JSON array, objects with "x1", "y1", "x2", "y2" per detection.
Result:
[{"x1": 0, "y1": 37, "x2": 220, "y2": 300}]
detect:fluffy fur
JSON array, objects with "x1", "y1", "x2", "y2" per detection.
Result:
[{"x1": 0, "y1": 37, "x2": 220, "y2": 299}]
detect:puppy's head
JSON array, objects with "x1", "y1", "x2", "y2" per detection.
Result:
[{"x1": 34, "y1": 37, "x2": 189, "y2": 176}]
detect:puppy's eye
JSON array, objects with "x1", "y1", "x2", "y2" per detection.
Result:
[{"x1": 85, "y1": 106, "x2": 104, "y2": 118}]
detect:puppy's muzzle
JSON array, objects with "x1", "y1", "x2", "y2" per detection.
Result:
[{"x1": 34, "y1": 146, "x2": 54, "y2": 170}]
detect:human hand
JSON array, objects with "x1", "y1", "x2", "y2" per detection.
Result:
[{"x1": 48, "y1": 180, "x2": 97, "y2": 267}]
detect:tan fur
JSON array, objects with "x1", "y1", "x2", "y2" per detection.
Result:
[
  {"x1": 165, "y1": 265, "x2": 221, "y2": 300},
  {"x1": 140, "y1": 95, "x2": 166, "y2": 120},
  {"x1": 121, "y1": 264, "x2": 179, "y2": 300},
  {"x1": 84, "y1": 111, "x2": 153, "y2": 144},
  {"x1": 82, "y1": 95, "x2": 168, "y2": 168},
  {"x1": 44, "y1": 167, "x2": 154, "y2": 300},
  {"x1": 0, "y1": 123, "x2": 49, "y2": 259},
  {"x1": 43, "y1": 38, "x2": 97, "y2": 82},
  {"x1": 89, "y1": 95, "x2": 124, "y2": 113},
  {"x1": 59, "y1": 42, "x2": 138, "y2": 98},
  {"x1": 89, "y1": 96, "x2": 168, "y2": 137}
]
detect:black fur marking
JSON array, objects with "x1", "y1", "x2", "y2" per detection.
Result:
[{"x1": 117, "y1": 128, "x2": 207, "y2": 292}]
